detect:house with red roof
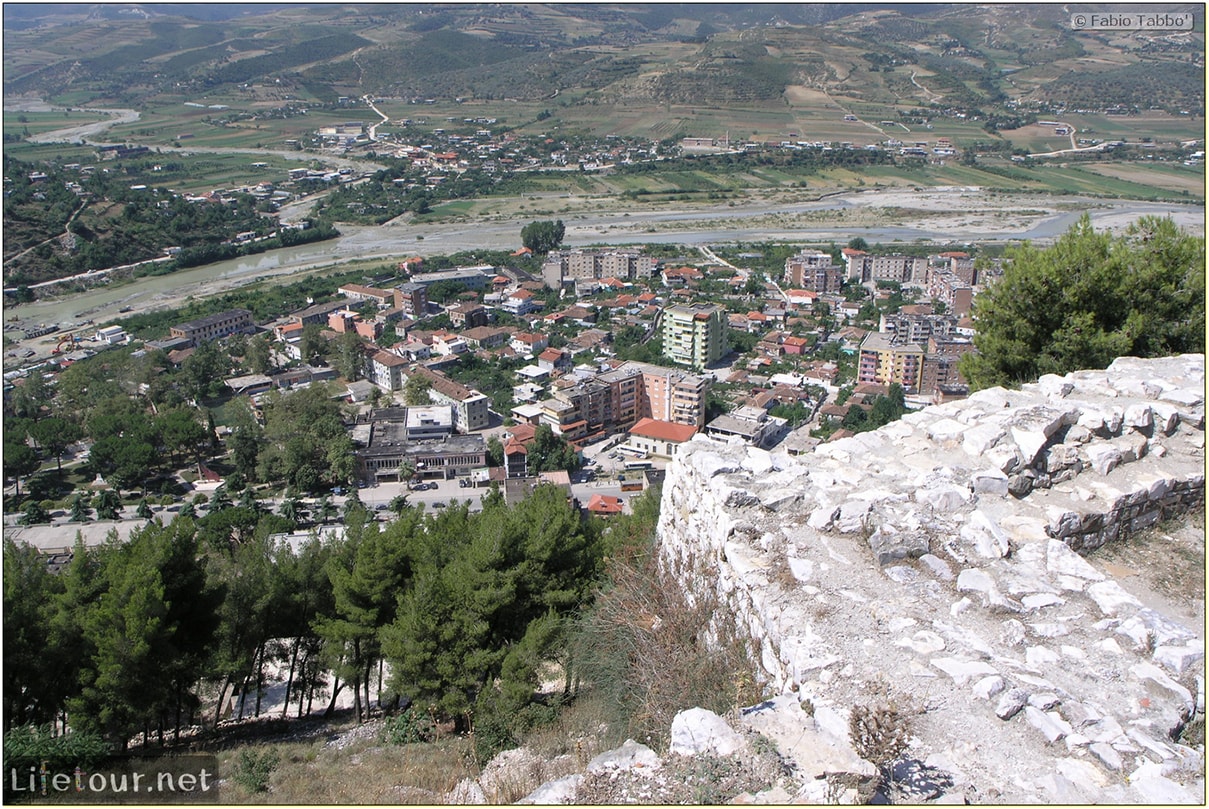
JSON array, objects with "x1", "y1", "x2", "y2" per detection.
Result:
[
  {"x1": 586, "y1": 493, "x2": 625, "y2": 517},
  {"x1": 627, "y1": 417, "x2": 698, "y2": 459}
]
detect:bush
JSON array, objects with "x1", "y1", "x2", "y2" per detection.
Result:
[
  {"x1": 381, "y1": 708, "x2": 436, "y2": 747},
  {"x1": 3, "y1": 726, "x2": 109, "y2": 801},
  {"x1": 231, "y1": 747, "x2": 279, "y2": 794}
]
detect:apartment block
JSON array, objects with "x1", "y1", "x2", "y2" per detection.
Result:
[
  {"x1": 784, "y1": 249, "x2": 843, "y2": 293},
  {"x1": 542, "y1": 248, "x2": 656, "y2": 290},
  {"x1": 169, "y1": 309, "x2": 254, "y2": 346},
  {"x1": 394, "y1": 283, "x2": 429, "y2": 318},
  {"x1": 858, "y1": 331, "x2": 925, "y2": 392},
  {"x1": 842, "y1": 249, "x2": 928, "y2": 285},
  {"x1": 409, "y1": 366, "x2": 491, "y2": 432},
  {"x1": 662, "y1": 303, "x2": 726, "y2": 370}
]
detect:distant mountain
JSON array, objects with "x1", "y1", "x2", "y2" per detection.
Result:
[{"x1": 4, "y1": 3, "x2": 1202, "y2": 116}]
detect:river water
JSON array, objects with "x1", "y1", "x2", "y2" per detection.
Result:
[
  {"x1": 5, "y1": 103, "x2": 1203, "y2": 330},
  {"x1": 7, "y1": 192, "x2": 1202, "y2": 331}
]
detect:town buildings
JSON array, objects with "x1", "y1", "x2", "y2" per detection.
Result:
[
  {"x1": 662, "y1": 303, "x2": 727, "y2": 369},
  {"x1": 169, "y1": 309, "x2": 255, "y2": 346}
]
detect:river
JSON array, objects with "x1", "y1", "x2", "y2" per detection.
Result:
[{"x1": 5, "y1": 102, "x2": 1204, "y2": 330}]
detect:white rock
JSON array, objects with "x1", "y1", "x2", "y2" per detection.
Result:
[
  {"x1": 1026, "y1": 646, "x2": 1061, "y2": 667},
  {"x1": 1085, "y1": 580, "x2": 1142, "y2": 616},
  {"x1": 1083, "y1": 443, "x2": 1123, "y2": 476},
  {"x1": 1056, "y1": 757, "x2": 1107, "y2": 790},
  {"x1": 919, "y1": 553, "x2": 954, "y2": 580},
  {"x1": 449, "y1": 778, "x2": 488, "y2": 804},
  {"x1": 917, "y1": 483, "x2": 968, "y2": 512},
  {"x1": 926, "y1": 417, "x2": 968, "y2": 444},
  {"x1": 742, "y1": 447, "x2": 775, "y2": 475},
  {"x1": 586, "y1": 739, "x2": 662, "y2": 774},
  {"x1": 1122, "y1": 403, "x2": 1153, "y2": 430},
  {"x1": 519, "y1": 775, "x2": 583, "y2": 805},
  {"x1": 895, "y1": 630, "x2": 946, "y2": 655},
  {"x1": 1130, "y1": 773, "x2": 1200, "y2": 804},
  {"x1": 970, "y1": 469, "x2": 1010, "y2": 496},
  {"x1": 1022, "y1": 593, "x2": 1065, "y2": 611},
  {"x1": 995, "y1": 688, "x2": 1029, "y2": 720},
  {"x1": 972, "y1": 675, "x2": 1006, "y2": 700},
  {"x1": 1153, "y1": 643, "x2": 1205, "y2": 676},
  {"x1": 960, "y1": 509, "x2": 1011, "y2": 558},
  {"x1": 1027, "y1": 692, "x2": 1061, "y2": 710},
  {"x1": 931, "y1": 657, "x2": 998, "y2": 685},
  {"x1": 669, "y1": 707, "x2": 746, "y2": 757},
  {"x1": 1131, "y1": 662, "x2": 1194, "y2": 708},
  {"x1": 1089, "y1": 742, "x2": 1123, "y2": 771},
  {"x1": 1025, "y1": 705, "x2": 1068, "y2": 743},
  {"x1": 1045, "y1": 539, "x2": 1105, "y2": 581}
]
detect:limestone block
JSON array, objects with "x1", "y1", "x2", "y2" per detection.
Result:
[
  {"x1": 1035, "y1": 374, "x2": 1075, "y2": 398},
  {"x1": 807, "y1": 503, "x2": 840, "y2": 530},
  {"x1": 927, "y1": 417, "x2": 968, "y2": 444},
  {"x1": 1000, "y1": 618, "x2": 1026, "y2": 646},
  {"x1": 1028, "y1": 622, "x2": 1069, "y2": 638},
  {"x1": 519, "y1": 775, "x2": 583, "y2": 805},
  {"x1": 995, "y1": 688, "x2": 1029, "y2": 720},
  {"x1": 835, "y1": 500, "x2": 871, "y2": 533},
  {"x1": 985, "y1": 444, "x2": 1023, "y2": 473},
  {"x1": 1083, "y1": 443, "x2": 1123, "y2": 476},
  {"x1": 1026, "y1": 645, "x2": 1061, "y2": 667},
  {"x1": 1076, "y1": 411, "x2": 1106, "y2": 432},
  {"x1": 962, "y1": 422, "x2": 1006, "y2": 457},
  {"x1": 1025, "y1": 705, "x2": 1068, "y2": 743},
  {"x1": 917, "y1": 483, "x2": 968, "y2": 512},
  {"x1": 587, "y1": 739, "x2": 662, "y2": 774},
  {"x1": 1009, "y1": 405, "x2": 1074, "y2": 465},
  {"x1": 1131, "y1": 662, "x2": 1195, "y2": 710},
  {"x1": 1153, "y1": 643, "x2": 1205, "y2": 676},
  {"x1": 1148, "y1": 402, "x2": 1181, "y2": 434},
  {"x1": 1056, "y1": 758, "x2": 1107, "y2": 791},
  {"x1": 971, "y1": 469, "x2": 1010, "y2": 496},
  {"x1": 1085, "y1": 580, "x2": 1142, "y2": 616},
  {"x1": 1022, "y1": 593, "x2": 1065, "y2": 611},
  {"x1": 918, "y1": 553, "x2": 954, "y2": 581},
  {"x1": 931, "y1": 657, "x2": 999, "y2": 685},
  {"x1": 669, "y1": 707, "x2": 746, "y2": 757},
  {"x1": 1045, "y1": 538, "x2": 1105, "y2": 581},
  {"x1": 972, "y1": 675, "x2": 1006, "y2": 700},
  {"x1": 742, "y1": 447, "x2": 775, "y2": 475},
  {"x1": 895, "y1": 630, "x2": 946, "y2": 655},
  {"x1": 1108, "y1": 431, "x2": 1148, "y2": 463},
  {"x1": 1122, "y1": 403, "x2": 1153, "y2": 430},
  {"x1": 960, "y1": 509, "x2": 1011, "y2": 558},
  {"x1": 449, "y1": 778, "x2": 488, "y2": 804},
  {"x1": 1027, "y1": 692, "x2": 1061, "y2": 710},
  {"x1": 692, "y1": 451, "x2": 742, "y2": 478}
]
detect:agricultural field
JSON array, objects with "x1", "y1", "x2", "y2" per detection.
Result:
[{"x1": 2, "y1": 109, "x2": 109, "y2": 138}]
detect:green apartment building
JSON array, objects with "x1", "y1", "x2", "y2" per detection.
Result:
[{"x1": 662, "y1": 303, "x2": 726, "y2": 370}]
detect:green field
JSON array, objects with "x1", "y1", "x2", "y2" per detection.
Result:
[{"x1": 3, "y1": 109, "x2": 109, "y2": 137}]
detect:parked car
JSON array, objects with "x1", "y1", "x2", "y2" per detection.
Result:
[{"x1": 432, "y1": 501, "x2": 446, "y2": 508}]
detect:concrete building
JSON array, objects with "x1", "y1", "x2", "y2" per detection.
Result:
[
  {"x1": 352, "y1": 414, "x2": 486, "y2": 483},
  {"x1": 368, "y1": 350, "x2": 410, "y2": 392},
  {"x1": 784, "y1": 249, "x2": 843, "y2": 293},
  {"x1": 858, "y1": 331, "x2": 925, "y2": 392},
  {"x1": 541, "y1": 248, "x2": 656, "y2": 290},
  {"x1": 842, "y1": 250, "x2": 928, "y2": 286},
  {"x1": 169, "y1": 309, "x2": 254, "y2": 346},
  {"x1": 704, "y1": 405, "x2": 788, "y2": 449},
  {"x1": 627, "y1": 418, "x2": 698, "y2": 458},
  {"x1": 409, "y1": 366, "x2": 490, "y2": 432},
  {"x1": 662, "y1": 303, "x2": 727, "y2": 370},
  {"x1": 394, "y1": 283, "x2": 429, "y2": 318}
]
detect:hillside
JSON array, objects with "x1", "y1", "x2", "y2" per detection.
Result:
[{"x1": 5, "y1": 3, "x2": 1203, "y2": 116}]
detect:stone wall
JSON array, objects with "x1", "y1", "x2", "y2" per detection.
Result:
[{"x1": 656, "y1": 355, "x2": 1205, "y2": 803}]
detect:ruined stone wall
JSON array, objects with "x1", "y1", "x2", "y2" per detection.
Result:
[{"x1": 656, "y1": 355, "x2": 1205, "y2": 803}]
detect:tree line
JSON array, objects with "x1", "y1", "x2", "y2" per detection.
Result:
[{"x1": 4, "y1": 482, "x2": 609, "y2": 770}]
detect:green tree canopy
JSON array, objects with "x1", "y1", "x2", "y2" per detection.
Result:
[
  {"x1": 520, "y1": 219, "x2": 565, "y2": 254},
  {"x1": 961, "y1": 216, "x2": 1205, "y2": 390}
]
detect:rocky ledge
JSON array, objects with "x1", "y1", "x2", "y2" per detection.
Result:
[{"x1": 649, "y1": 355, "x2": 1205, "y2": 804}]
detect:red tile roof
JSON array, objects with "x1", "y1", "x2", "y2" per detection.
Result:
[{"x1": 629, "y1": 418, "x2": 698, "y2": 443}]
